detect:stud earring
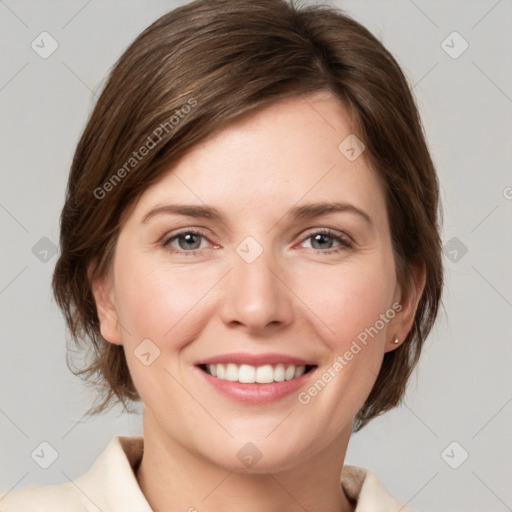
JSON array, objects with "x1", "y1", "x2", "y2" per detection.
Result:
[{"x1": 392, "y1": 335, "x2": 400, "y2": 344}]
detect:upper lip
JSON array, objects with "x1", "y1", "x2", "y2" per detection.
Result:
[{"x1": 195, "y1": 352, "x2": 317, "y2": 367}]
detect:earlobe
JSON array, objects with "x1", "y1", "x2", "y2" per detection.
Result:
[
  {"x1": 89, "y1": 267, "x2": 123, "y2": 346},
  {"x1": 387, "y1": 260, "x2": 426, "y2": 352}
]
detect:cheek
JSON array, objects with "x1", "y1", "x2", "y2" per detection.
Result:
[
  {"x1": 111, "y1": 254, "x2": 203, "y2": 404},
  {"x1": 113, "y1": 251, "x2": 217, "y2": 346},
  {"x1": 293, "y1": 255, "x2": 397, "y2": 352},
  {"x1": 292, "y1": 259, "x2": 397, "y2": 426}
]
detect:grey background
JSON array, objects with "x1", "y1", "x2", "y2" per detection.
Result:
[{"x1": 1, "y1": 1, "x2": 511, "y2": 510}]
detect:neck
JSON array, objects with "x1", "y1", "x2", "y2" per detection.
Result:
[{"x1": 135, "y1": 408, "x2": 356, "y2": 512}]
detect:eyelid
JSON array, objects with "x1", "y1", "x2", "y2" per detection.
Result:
[
  {"x1": 162, "y1": 227, "x2": 216, "y2": 244},
  {"x1": 298, "y1": 227, "x2": 353, "y2": 244}
]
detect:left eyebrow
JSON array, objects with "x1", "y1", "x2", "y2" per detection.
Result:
[
  {"x1": 141, "y1": 201, "x2": 373, "y2": 227},
  {"x1": 287, "y1": 201, "x2": 373, "y2": 227}
]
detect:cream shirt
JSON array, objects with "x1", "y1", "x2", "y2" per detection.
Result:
[{"x1": 0, "y1": 436, "x2": 414, "y2": 511}]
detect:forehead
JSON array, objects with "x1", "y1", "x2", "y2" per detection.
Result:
[{"x1": 131, "y1": 92, "x2": 387, "y2": 228}]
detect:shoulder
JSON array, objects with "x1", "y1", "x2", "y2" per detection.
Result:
[
  {"x1": 341, "y1": 465, "x2": 416, "y2": 512},
  {"x1": 0, "y1": 482, "x2": 86, "y2": 511},
  {"x1": 0, "y1": 436, "x2": 149, "y2": 512}
]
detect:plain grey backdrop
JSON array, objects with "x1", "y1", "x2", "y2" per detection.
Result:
[{"x1": 1, "y1": 1, "x2": 511, "y2": 510}]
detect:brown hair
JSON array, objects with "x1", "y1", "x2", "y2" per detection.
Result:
[{"x1": 52, "y1": 0, "x2": 443, "y2": 432}]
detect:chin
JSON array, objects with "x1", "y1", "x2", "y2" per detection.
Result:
[{"x1": 195, "y1": 432, "x2": 318, "y2": 475}]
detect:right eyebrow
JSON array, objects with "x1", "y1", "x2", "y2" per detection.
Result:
[{"x1": 141, "y1": 204, "x2": 225, "y2": 224}]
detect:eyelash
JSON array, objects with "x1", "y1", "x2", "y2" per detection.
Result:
[{"x1": 162, "y1": 228, "x2": 353, "y2": 256}]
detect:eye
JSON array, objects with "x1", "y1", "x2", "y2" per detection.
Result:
[
  {"x1": 300, "y1": 229, "x2": 353, "y2": 254},
  {"x1": 161, "y1": 228, "x2": 353, "y2": 256},
  {"x1": 163, "y1": 229, "x2": 212, "y2": 255}
]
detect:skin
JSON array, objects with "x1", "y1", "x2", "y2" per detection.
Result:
[{"x1": 92, "y1": 91, "x2": 425, "y2": 512}]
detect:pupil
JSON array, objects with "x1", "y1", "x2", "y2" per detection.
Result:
[
  {"x1": 312, "y1": 234, "x2": 331, "y2": 250},
  {"x1": 180, "y1": 233, "x2": 200, "y2": 250}
]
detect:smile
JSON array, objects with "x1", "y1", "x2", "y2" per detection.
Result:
[
  {"x1": 199, "y1": 363, "x2": 316, "y2": 383},
  {"x1": 194, "y1": 352, "x2": 318, "y2": 403}
]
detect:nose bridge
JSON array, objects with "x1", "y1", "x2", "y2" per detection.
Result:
[{"x1": 220, "y1": 235, "x2": 292, "y2": 331}]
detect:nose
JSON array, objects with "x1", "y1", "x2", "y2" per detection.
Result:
[{"x1": 219, "y1": 242, "x2": 294, "y2": 334}]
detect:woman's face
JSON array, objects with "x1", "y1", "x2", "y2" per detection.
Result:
[{"x1": 94, "y1": 92, "x2": 418, "y2": 472}]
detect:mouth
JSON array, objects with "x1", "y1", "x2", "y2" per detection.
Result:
[
  {"x1": 194, "y1": 353, "x2": 319, "y2": 403},
  {"x1": 197, "y1": 363, "x2": 317, "y2": 384}
]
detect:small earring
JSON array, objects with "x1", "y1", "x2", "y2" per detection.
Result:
[{"x1": 392, "y1": 335, "x2": 400, "y2": 344}]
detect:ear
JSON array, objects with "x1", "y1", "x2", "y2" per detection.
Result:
[
  {"x1": 385, "y1": 259, "x2": 426, "y2": 353},
  {"x1": 89, "y1": 265, "x2": 123, "y2": 346}
]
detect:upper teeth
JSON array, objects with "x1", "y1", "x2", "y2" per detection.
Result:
[{"x1": 207, "y1": 363, "x2": 307, "y2": 383}]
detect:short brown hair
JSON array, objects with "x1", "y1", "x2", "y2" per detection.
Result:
[{"x1": 52, "y1": 0, "x2": 443, "y2": 432}]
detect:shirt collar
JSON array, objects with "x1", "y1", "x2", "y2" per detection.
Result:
[
  {"x1": 74, "y1": 436, "x2": 413, "y2": 512},
  {"x1": 73, "y1": 436, "x2": 152, "y2": 511}
]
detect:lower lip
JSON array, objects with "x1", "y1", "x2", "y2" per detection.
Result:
[{"x1": 196, "y1": 367, "x2": 316, "y2": 403}]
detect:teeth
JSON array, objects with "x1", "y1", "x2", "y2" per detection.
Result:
[
  {"x1": 255, "y1": 365, "x2": 274, "y2": 383},
  {"x1": 216, "y1": 364, "x2": 226, "y2": 379},
  {"x1": 204, "y1": 363, "x2": 309, "y2": 383},
  {"x1": 294, "y1": 365, "x2": 306, "y2": 378},
  {"x1": 225, "y1": 363, "x2": 238, "y2": 381},
  {"x1": 274, "y1": 364, "x2": 285, "y2": 382},
  {"x1": 239, "y1": 364, "x2": 256, "y2": 383}
]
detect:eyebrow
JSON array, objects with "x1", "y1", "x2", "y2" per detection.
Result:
[{"x1": 141, "y1": 201, "x2": 373, "y2": 227}]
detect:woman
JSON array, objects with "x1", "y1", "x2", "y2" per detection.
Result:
[{"x1": 0, "y1": 0, "x2": 443, "y2": 510}]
